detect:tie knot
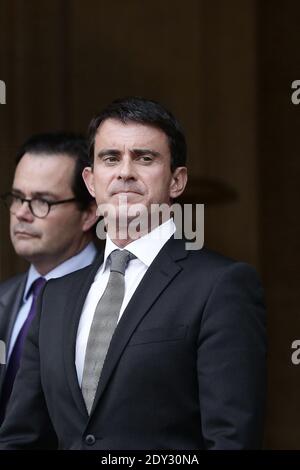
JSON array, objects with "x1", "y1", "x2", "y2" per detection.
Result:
[
  {"x1": 109, "y1": 250, "x2": 136, "y2": 275},
  {"x1": 30, "y1": 277, "x2": 46, "y2": 298}
]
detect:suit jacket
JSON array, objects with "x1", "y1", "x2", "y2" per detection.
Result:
[
  {"x1": 0, "y1": 238, "x2": 267, "y2": 450},
  {"x1": 0, "y1": 274, "x2": 27, "y2": 393}
]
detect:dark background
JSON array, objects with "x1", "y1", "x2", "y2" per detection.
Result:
[{"x1": 0, "y1": 0, "x2": 299, "y2": 449}]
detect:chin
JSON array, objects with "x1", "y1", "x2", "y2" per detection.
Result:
[
  {"x1": 13, "y1": 241, "x2": 37, "y2": 258},
  {"x1": 14, "y1": 249, "x2": 35, "y2": 260}
]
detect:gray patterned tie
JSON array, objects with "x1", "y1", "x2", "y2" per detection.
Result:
[{"x1": 82, "y1": 249, "x2": 135, "y2": 414}]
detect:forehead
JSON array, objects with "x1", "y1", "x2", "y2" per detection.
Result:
[
  {"x1": 13, "y1": 153, "x2": 75, "y2": 194},
  {"x1": 94, "y1": 118, "x2": 170, "y2": 153}
]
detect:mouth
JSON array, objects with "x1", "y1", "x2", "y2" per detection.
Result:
[
  {"x1": 14, "y1": 231, "x2": 37, "y2": 238},
  {"x1": 112, "y1": 191, "x2": 142, "y2": 196}
]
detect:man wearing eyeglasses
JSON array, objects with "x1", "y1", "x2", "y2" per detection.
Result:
[{"x1": 0, "y1": 132, "x2": 99, "y2": 423}]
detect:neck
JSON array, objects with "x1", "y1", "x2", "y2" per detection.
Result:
[
  {"x1": 109, "y1": 235, "x2": 139, "y2": 248},
  {"x1": 107, "y1": 216, "x2": 172, "y2": 248},
  {"x1": 108, "y1": 225, "x2": 148, "y2": 248}
]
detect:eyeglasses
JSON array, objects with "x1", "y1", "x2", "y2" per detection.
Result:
[{"x1": 1, "y1": 192, "x2": 77, "y2": 219}]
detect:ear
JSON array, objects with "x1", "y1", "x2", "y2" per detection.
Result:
[
  {"x1": 80, "y1": 200, "x2": 99, "y2": 232},
  {"x1": 169, "y1": 167, "x2": 188, "y2": 199},
  {"x1": 82, "y1": 167, "x2": 95, "y2": 197}
]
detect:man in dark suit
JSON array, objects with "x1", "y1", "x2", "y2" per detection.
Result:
[
  {"x1": 0, "y1": 98, "x2": 266, "y2": 449},
  {"x1": 0, "y1": 133, "x2": 98, "y2": 422}
]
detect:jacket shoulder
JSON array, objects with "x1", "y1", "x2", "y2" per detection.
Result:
[
  {"x1": 0, "y1": 272, "x2": 27, "y2": 294},
  {"x1": 44, "y1": 253, "x2": 103, "y2": 291},
  {"x1": 183, "y1": 246, "x2": 238, "y2": 274},
  {"x1": 183, "y1": 246, "x2": 262, "y2": 286}
]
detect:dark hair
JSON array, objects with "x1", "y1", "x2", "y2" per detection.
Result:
[
  {"x1": 16, "y1": 132, "x2": 94, "y2": 210},
  {"x1": 87, "y1": 97, "x2": 187, "y2": 171}
]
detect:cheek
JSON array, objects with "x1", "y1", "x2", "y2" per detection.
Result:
[
  {"x1": 93, "y1": 169, "x2": 109, "y2": 186},
  {"x1": 39, "y1": 214, "x2": 68, "y2": 240},
  {"x1": 9, "y1": 216, "x2": 14, "y2": 235},
  {"x1": 49, "y1": 209, "x2": 83, "y2": 237},
  {"x1": 95, "y1": 179, "x2": 111, "y2": 203},
  {"x1": 146, "y1": 173, "x2": 171, "y2": 195},
  {"x1": 10, "y1": 213, "x2": 18, "y2": 227}
]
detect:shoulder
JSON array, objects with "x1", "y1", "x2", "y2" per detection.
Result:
[
  {"x1": 164, "y1": 238, "x2": 263, "y2": 296},
  {"x1": 0, "y1": 272, "x2": 27, "y2": 294},
  {"x1": 175, "y1": 244, "x2": 264, "y2": 300},
  {"x1": 44, "y1": 252, "x2": 103, "y2": 293},
  {"x1": 179, "y1": 243, "x2": 259, "y2": 277},
  {"x1": 187, "y1": 246, "x2": 236, "y2": 268}
]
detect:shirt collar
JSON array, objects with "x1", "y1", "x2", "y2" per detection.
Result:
[
  {"x1": 23, "y1": 242, "x2": 97, "y2": 301},
  {"x1": 100, "y1": 218, "x2": 176, "y2": 274}
]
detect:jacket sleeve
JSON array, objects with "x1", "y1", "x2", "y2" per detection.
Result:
[
  {"x1": 0, "y1": 288, "x2": 58, "y2": 449},
  {"x1": 197, "y1": 262, "x2": 267, "y2": 449}
]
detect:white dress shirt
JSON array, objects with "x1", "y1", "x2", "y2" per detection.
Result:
[
  {"x1": 75, "y1": 218, "x2": 176, "y2": 385},
  {"x1": 7, "y1": 242, "x2": 97, "y2": 360}
]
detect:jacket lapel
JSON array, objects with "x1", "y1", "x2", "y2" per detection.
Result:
[
  {"x1": 88, "y1": 237, "x2": 188, "y2": 418},
  {"x1": 0, "y1": 274, "x2": 27, "y2": 388},
  {"x1": 0, "y1": 275, "x2": 26, "y2": 342},
  {"x1": 63, "y1": 253, "x2": 104, "y2": 418}
]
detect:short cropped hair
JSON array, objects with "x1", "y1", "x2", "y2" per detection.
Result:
[
  {"x1": 16, "y1": 132, "x2": 94, "y2": 210},
  {"x1": 87, "y1": 97, "x2": 187, "y2": 171}
]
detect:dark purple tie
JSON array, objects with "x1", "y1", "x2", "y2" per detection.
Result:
[{"x1": 0, "y1": 276, "x2": 46, "y2": 423}]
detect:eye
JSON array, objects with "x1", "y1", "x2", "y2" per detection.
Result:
[
  {"x1": 137, "y1": 155, "x2": 153, "y2": 163},
  {"x1": 103, "y1": 156, "x2": 119, "y2": 164},
  {"x1": 12, "y1": 194, "x2": 22, "y2": 202},
  {"x1": 32, "y1": 198, "x2": 50, "y2": 208}
]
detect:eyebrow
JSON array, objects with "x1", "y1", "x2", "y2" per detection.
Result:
[
  {"x1": 11, "y1": 188, "x2": 58, "y2": 199},
  {"x1": 96, "y1": 148, "x2": 161, "y2": 159},
  {"x1": 133, "y1": 149, "x2": 161, "y2": 158}
]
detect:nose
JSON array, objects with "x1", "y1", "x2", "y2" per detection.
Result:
[
  {"x1": 118, "y1": 155, "x2": 137, "y2": 181},
  {"x1": 14, "y1": 200, "x2": 34, "y2": 222}
]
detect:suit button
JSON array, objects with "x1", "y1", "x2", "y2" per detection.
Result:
[{"x1": 85, "y1": 434, "x2": 96, "y2": 446}]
